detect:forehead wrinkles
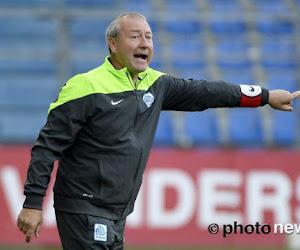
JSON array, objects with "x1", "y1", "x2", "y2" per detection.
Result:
[{"x1": 120, "y1": 17, "x2": 151, "y2": 34}]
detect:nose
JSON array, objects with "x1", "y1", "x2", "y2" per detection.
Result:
[{"x1": 139, "y1": 36, "x2": 150, "y2": 48}]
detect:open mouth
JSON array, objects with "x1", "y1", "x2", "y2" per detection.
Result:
[{"x1": 134, "y1": 54, "x2": 147, "y2": 60}]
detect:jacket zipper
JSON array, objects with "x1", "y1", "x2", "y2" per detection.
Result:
[
  {"x1": 124, "y1": 72, "x2": 147, "y2": 215},
  {"x1": 126, "y1": 72, "x2": 137, "y2": 99},
  {"x1": 125, "y1": 72, "x2": 148, "y2": 93},
  {"x1": 126, "y1": 72, "x2": 148, "y2": 126}
]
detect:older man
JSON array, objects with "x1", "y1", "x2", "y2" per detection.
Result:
[{"x1": 17, "y1": 12, "x2": 300, "y2": 249}]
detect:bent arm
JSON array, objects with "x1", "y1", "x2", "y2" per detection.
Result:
[{"x1": 23, "y1": 74, "x2": 94, "y2": 209}]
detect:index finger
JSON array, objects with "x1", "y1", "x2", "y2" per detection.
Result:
[
  {"x1": 292, "y1": 90, "x2": 300, "y2": 100},
  {"x1": 26, "y1": 228, "x2": 34, "y2": 243}
]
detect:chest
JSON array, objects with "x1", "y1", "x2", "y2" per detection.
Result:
[{"x1": 88, "y1": 90, "x2": 159, "y2": 133}]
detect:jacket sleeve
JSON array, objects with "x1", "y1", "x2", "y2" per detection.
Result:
[
  {"x1": 161, "y1": 75, "x2": 269, "y2": 111},
  {"x1": 23, "y1": 74, "x2": 94, "y2": 210}
]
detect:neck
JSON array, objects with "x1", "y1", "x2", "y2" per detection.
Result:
[
  {"x1": 108, "y1": 56, "x2": 121, "y2": 70},
  {"x1": 131, "y1": 74, "x2": 138, "y2": 85},
  {"x1": 109, "y1": 56, "x2": 139, "y2": 85}
]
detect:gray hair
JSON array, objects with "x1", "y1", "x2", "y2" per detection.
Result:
[{"x1": 105, "y1": 12, "x2": 147, "y2": 53}]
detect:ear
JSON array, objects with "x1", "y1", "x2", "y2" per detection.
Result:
[{"x1": 108, "y1": 37, "x2": 117, "y2": 54}]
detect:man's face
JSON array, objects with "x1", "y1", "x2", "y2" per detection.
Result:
[{"x1": 109, "y1": 16, "x2": 154, "y2": 77}]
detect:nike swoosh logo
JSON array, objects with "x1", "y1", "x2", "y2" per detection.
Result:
[
  {"x1": 249, "y1": 86, "x2": 255, "y2": 92},
  {"x1": 111, "y1": 99, "x2": 123, "y2": 105}
]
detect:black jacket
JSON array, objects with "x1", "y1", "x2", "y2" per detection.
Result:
[{"x1": 23, "y1": 56, "x2": 269, "y2": 219}]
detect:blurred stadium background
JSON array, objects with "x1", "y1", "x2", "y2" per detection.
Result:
[
  {"x1": 0, "y1": 0, "x2": 300, "y2": 249},
  {"x1": 0, "y1": 0, "x2": 299, "y2": 147}
]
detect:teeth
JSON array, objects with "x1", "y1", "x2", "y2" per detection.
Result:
[{"x1": 135, "y1": 54, "x2": 146, "y2": 59}]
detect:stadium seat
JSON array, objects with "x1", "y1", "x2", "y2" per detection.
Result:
[
  {"x1": 249, "y1": 0, "x2": 290, "y2": 13},
  {"x1": 125, "y1": 0, "x2": 155, "y2": 12},
  {"x1": 259, "y1": 38, "x2": 295, "y2": 57},
  {"x1": 0, "y1": 0, "x2": 56, "y2": 7},
  {"x1": 209, "y1": 0, "x2": 243, "y2": 12},
  {"x1": 228, "y1": 108, "x2": 264, "y2": 147},
  {"x1": 71, "y1": 59, "x2": 102, "y2": 75},
  {"x1": 180, "y1": 69, "x2": 209, "y2": 81},
  {"x1": 0, "y1": 1, "x2": 298, "y2": 148},
  {"x1": 210, "y1": 19, "x2": 247, "y2": 35},
  {"x1": 272, "y1": 111, "x2": 297, "y2": 146},
  {"x1": 0, "y1": 17, "x2": 57, "y2": 51},
  {"x1": 166, "y1": 20, "x2": 202, "y2": 35},
  {"x1": 261, "y1": 58, "x2": 297, "y2": 70},
  {"x1": 0, "y1": 58, "x2": 57, "y2": 76},
  {"x1": 259, "y1": 38, "x2": 296, "y2": 71},
  {"x1": 0, "y1": 17, "x2": 57, "y2": 40},
  {"x1": 255, "y1": 18, "x2": 295, "y2": 35},
  {"x1": 0, "y1": 38, "x2": 56, "y2": 51},
  {"x1": 65, "y1": 0, "x2": 120, "y2": 8},
  {"x1": 214, "y1": 38, "x2": 250, "y2": 58},
  {"x1": 172, "y1": 59, "x2": 206, "y2": 79},
  {"x1": 221, "y1": 70, "x2": 255, "y2": 85},
  {"x1": 217, "y1": 58, "x2": 252, "y2": 70},
  {"x1": 71, "y1": 40, "x2": 107, "y2": 52},
  {"x1": 169, "y1": 38, "x2": 207, "y2": 78},
  {"x1": 167, "y1": 0, "x2": 199, "y2": 12},
  {"x1": 70, "y1": 18, "x2": 109, "y2": 42},
  {"x1": 184, "y1": 109, "x2": 220, "y2": 146},
  {"x1": 265, "y1": 71, "x2": 298, "y2": 92},
  {"x1": 171, "y1": 40, "x2": 205, "y2": 56},
  {"x1": 153, "y1": 111, "x2": 175, "y2": 146},
  {"x1": 0, "y1": 110, "x2": 48, "y2": 143},
  {"x1": 0, "y1": 77, "x2": 58, "y2": 109},
  {"x1": 171, "y1": 39, "x2": 206, "y2": 77}
]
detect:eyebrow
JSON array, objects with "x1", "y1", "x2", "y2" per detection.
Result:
[{"x1": 129, "y1": 29, "x2": 152, "y2": 34}]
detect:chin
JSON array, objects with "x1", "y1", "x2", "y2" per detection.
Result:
[{"x1": 135, "y1": 66, "x2": 148, "y2": 72}]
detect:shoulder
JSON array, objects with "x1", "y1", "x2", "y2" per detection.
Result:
[
  {"x1": 48, "y1": 73, "x2": 94, "y2": 114},
  {"x1": 146, "y1": 67, "x2": 165, "y2": 79},
  {"x1": 144, "y1": 67, "x2": 168, "y2": 87},
  {"x1": 63, "y1": 73, "x2": 95, "y2": 98}
]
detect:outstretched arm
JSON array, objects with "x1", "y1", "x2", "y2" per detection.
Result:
[{"x1": 269, "y1": 90, "x2": 300, "y2": 111}]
